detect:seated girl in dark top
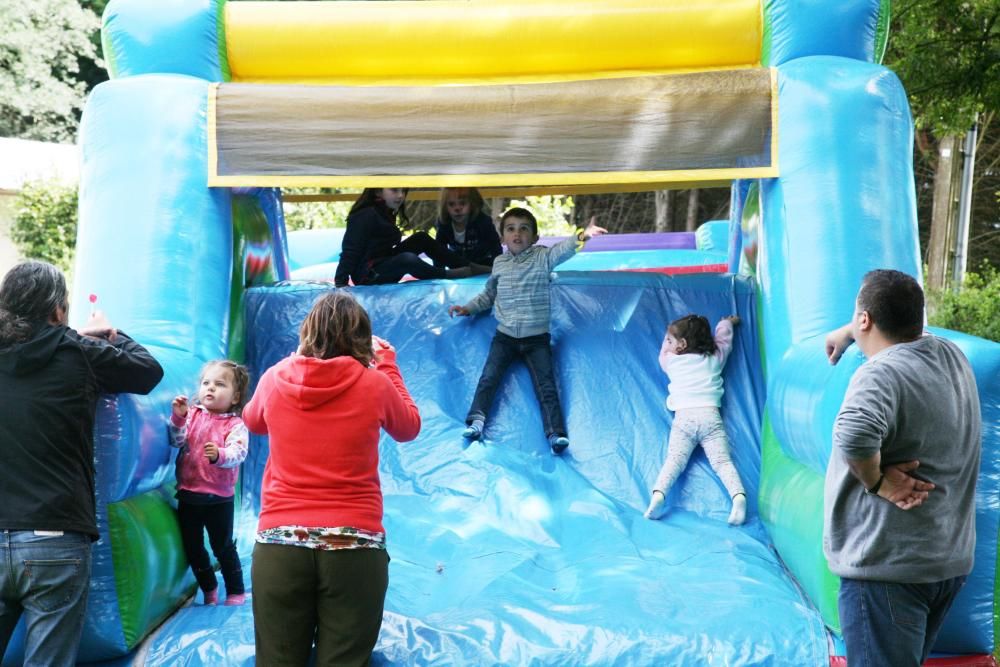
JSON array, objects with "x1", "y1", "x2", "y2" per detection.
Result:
[
  {"x1": 434, "y1": 187, "x2": 503, "y2": 267},
  {"x1": 334, "y1": 188, "x2": 489, "y2": 287}
]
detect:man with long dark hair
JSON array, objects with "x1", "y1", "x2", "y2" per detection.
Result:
[{"x1": 0, "y1": 261, "x2": 163, "y2": 666}]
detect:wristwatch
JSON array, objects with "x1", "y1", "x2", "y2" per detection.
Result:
[{"x1": 865, "y1": 474, "x2": 885, "y2": 496}]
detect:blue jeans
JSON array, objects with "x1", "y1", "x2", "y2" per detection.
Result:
[
  {"x1": 467, "y1": 331, "x2": 566, "y2": 438},
  {"x1": 0, "y1": 530, "x2": 92, "y2": 667},
  {"x1": 839, "y1": 575, "x2": 966, "y2": 667}
]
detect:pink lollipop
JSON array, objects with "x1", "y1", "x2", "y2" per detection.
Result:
[{"x1": 88, "y1": 293, "x2": 97, "y2": 316}]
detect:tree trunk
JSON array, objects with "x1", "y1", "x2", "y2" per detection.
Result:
[
  {"x1": 654, "y1": 190, "x2": 673, "y2": 232},
  {"x1": 926, "y1": 135, "x2": 963, "y2": 291},
  {"x1": 685, "y1": 188, "x2": 700, "y2": 232}
]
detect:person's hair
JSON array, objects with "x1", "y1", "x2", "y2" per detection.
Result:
[
  {"x1": 500, "y1": 207, "x2": 538, "y2": 236},
  {"x1": 668, "y1": 314, "x2": 717, "y2": 356},
  {"x1": 200, "y1": 359, "x2": 251, "y2": 415},
  {"x1": 857, "y1": 269, "x2": 924, "y2": 341},
  {"x1": 349, "y1": 188, "x2": 410, "y2": 225},
  {"x1": 0, "y1": 260, "x2": 69, "y2": 346},
  {"x1": 299, "y1": 291, "x2": 373, "y2": 365},
  {"x1": 438, "y1": 187, "x2": 485, "y2": 224}
]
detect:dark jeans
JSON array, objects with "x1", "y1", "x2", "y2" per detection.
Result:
[
  {"x1": 177, "y1": 500, "x2": 244, "y2": 595},
  {"x1": 839, "y1": 575, "x2": 966, "y2": 667},
  {"x1": 467, "y1": 331, "x2": 566, "y2": 438},
  {"x1": 0, "y1": 530, "x2": 92, "y2": 667},
  {"x1": 252, "y1": 543, "x2": 389, "y2": 666},
  {"x1": 370, "y1": 232, "x2": 469, "y2": 284}
]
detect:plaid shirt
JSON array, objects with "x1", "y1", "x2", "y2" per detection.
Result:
[{"x1": 465, "y1": 232, "x2": 584, "y2": 338}]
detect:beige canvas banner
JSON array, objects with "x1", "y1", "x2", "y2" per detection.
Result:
[{"x1": 208, "y1": 69, "x2": 777, "y2": 187}]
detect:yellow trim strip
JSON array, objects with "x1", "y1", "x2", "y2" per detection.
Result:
[
  {"x1": 208, "y1": 168, "x2": 777, "y2": 189},
  {"x1": 207, "y1": 83, "x2": 219, "y2": 187}
]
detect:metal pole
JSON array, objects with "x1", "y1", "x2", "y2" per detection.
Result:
[{"x1": 951, "y1": 116, "x2": 979, "y2": 292}]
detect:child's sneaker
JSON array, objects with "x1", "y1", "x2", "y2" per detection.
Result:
[
  {"x1": 728, "y1": 493, "x2": 747, "y2": 526},
  {"x1": 203, "y1": 588, "x2": 218, "y2": 605},
  {"x1": 644, "y1": 490, "x2": 666, "y2": 520},
  {"x1": 224, "y1": 593, "x2": 246, "y2": 606},
  {"x1": 549, "y1": 435, "x2": 570, "y2": 454},
  {"x1": 462, "y1": 419, "x2": 484, "y2": 440}
]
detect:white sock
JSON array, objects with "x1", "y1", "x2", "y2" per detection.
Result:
[
  {"x1": 728, "y1": 493, "x2": 747, "y2": 525},
  {"x1": 644, "y1": 491, "x2": 666, "y2": 520}
]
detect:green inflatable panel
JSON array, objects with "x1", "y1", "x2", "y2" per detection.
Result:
[
  {"x1": 108, "y1": 489, "x2": 196, "y2": 647},
  {"x1": 758, "y1": 415, "x2": 841, "y2": 631}
]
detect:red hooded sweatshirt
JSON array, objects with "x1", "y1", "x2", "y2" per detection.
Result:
[{"x1": 243, "y1": 350, "x2": 420, "y2": 534}]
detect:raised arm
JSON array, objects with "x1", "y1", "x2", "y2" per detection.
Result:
[
  {"x1": 546, "y1": 217, "x2": 608, "y2": 271},
  {"x1": 713, "y1": 316, "x2": 738, "y2": 366},
  {"x1": 242, "y1": 369, "x2": 272, "y2": 435},
  {"x1": 77, "y1": 328, "x2": 164, "y2": 395},
  {"x1": 372, "y1": 342, "x2": 421, "y2": 442},
  {"x1": 825, "y1": 323, "x2": 855, "y2": 364}
]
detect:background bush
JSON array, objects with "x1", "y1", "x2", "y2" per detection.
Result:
[
  {"x1": 928, "y1": 263, "x2": 1000, "y2": 342},
  {"x1": 11, "y1": 179, "x2": 78, "y2": 272}
]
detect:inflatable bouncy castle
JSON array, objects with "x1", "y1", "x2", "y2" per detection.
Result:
[{"x1": 4, "y1": 1, "x2": 999, "y2": 665}]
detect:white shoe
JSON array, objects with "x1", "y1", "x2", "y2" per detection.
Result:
[
  {"x1": 644, "y1": 491, "x2": 666, "y2": 520},
  {"x1": 728, "y1": 493, "x2": 747, "y2": 525}
]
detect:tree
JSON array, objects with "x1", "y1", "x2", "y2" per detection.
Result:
[
  {"x1": 10, "y1": 180, "x2": 79, "y2": 273},
  {"x1": 885, "y1": 0, "x2": 1000, "y2": 286},
  {"x1": 0, "y1": 1, "x2": 101, "y2": 142}
]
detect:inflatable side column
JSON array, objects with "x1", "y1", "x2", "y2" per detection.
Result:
[
  {"x1": 68, "y1": 74, "x2": 231, "y2": 660},
  {"x1": 757, "y1": 56, "x2": 1000, "y2": 655}
]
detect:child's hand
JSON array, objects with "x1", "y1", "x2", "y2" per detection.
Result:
[
  {"x1": 172, "y1": 395, "x2": 189, "y2": 420},
  {"x1": 78, "y1": 310, "x2": 118, "y2": 342},
  {"x1": 204, "y1": 441, "x2": 220, "y2": 463},
  {"x1": 449, "y1": 305, "x2": 470, "y2": 318},
  {"x1": 724, "y1": 315, "x2": 741, "y2": 326},
  {"x1": 582, "y1": 216, "x2": 608, "y2": 240}
]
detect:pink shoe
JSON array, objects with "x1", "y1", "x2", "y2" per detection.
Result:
[
  {"x1": 224, "y1": 593, "x2": 246, "y2": 606},
  {"x1": 203, "y1": 589, "x2": 218, "y2": 605}
]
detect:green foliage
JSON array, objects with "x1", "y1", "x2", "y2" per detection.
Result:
[
  {"x1": 508, "y1": 195, "x2": 576, "y2": 236},
  {"x1": 885, "y1": 0, "x2": 1000, "y2": 132},
  {"x1": 0, "y1": 1, "x2": 101, "y2": 142},
  {"x1": 282, "y1": 188, "x2": 351, "y2": 231},
  {"x1": 928, "y1": 263, "x2": 1000, "y2": 342},
  {"x1": 10, "y1": 181, "x2": 78, "y2": 272}
]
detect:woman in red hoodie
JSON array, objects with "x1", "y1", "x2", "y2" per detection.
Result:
[{"x1": 243, "y1": 291, "x2": 421, "y2": 665}]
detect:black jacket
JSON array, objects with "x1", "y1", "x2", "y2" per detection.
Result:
[
  {"x1": 335, "y1": 204, "x2": 403, "y2": 287},
  {"x1": 433, "y1": 211, "x2": 502, "y2": 266},
  {"x1": 0, "y1": 325, "x2": 163, "y2": 539}
]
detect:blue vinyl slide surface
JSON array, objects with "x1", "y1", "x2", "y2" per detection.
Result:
[{"x1": 136, "y1": 271, "x2": 828, "y2": 665}]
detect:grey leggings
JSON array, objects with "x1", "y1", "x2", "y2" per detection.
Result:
[{"x1": 653, "y1": 407, "x2": 745, "y2": 499}]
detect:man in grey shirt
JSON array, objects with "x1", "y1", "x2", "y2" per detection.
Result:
[{"x1": 824, "y1": 269, "x2": 981, "y2": 667}]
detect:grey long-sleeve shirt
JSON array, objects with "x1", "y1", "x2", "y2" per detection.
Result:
[
  {"x1": 464, "y1": 235, "x2": 581, "y2": 338},
  {"x1": 823, "y1": 335, "x2": 981, "y2": 583}
]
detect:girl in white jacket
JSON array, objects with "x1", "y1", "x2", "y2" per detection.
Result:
[{"x1": 644, "y1": 314, "x2": 747, "y2": 525}]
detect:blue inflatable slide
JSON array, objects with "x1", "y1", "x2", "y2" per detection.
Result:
[{"x1": 3, "y1": 0, "x2": 999, "y2": 665}]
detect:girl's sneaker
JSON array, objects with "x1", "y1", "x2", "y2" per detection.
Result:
[
  {"x1": 644, "y1": 490, "x2": 666, "y2": 519},
  {"x1": 203, "y1": 589, "x2": 219, "y2": 605},
  {"x1": 728, "y1": 493, "x2": 747, "y2": 526},
  {"x1": 225, "y1": 593, "x2": 246, "y2": 606},
  {"x1": 549, "y1": 435, "x2": 570, "y2": 454}
]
